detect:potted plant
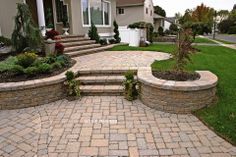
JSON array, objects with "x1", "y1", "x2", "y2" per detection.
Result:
[{"x1": 62, "y1": 14, "x2": 69, "y2": 35}]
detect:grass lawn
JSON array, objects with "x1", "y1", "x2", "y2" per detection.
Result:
[
  {"x1": 194, "y1": 37, "x2": 217, "y2": 44},
  {"x1": 111, "y1": 44, "x2": 236, "y2": 145}
]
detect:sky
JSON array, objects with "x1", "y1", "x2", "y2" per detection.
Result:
[{"x1": 153, "y1": 0, "x2": 235, "y2": 17}]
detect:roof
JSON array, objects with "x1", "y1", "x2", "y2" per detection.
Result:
[
  {"x1": 165, "y1": 17, "x2": 176, "y2": 23},
  {"x1": 153, "y1": 14, "x2": 165, "y2": 19},
  {"x1": 116, "y1": 0, "x2": 145, "y2": 7}
]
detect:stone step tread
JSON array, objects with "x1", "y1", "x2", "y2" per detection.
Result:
[
  {"x1": 64, "y1": 43, "x2": 101, "y2": 52},
  {"x1": 77, "y1": 75, "x2": 137, "y2": 84},
  {"x1": 63, "y1": 40, "x2": 96, "y2": 47},
  {"x1": 80, "y1": 85, "x2": 124, "y2": 94},
  {"x1": 58, "y1": 37, "x2": 90, "y2": 43},
  {"x1": 66, "y1": 44, "x2": 114, "y2": 57},
  {"x1": 78, "y1": 68, "x2": 138, "y2": 75},
  {"x1": 56, "y1": 35, "x2": 84, "y2": 39}
]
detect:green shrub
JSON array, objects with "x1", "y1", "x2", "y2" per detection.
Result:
[
  {"x1": 66, "y1": 71, "x2": 75, "y2": 81},
  {"x1": 65, "y1": 71, "x2": 80, "y2": 97},
  {"x1": 113, "y1": 20, "x2": 121, "y2": 43},
  {"x1": 24, "y1": 67, "x2": 39, "y2": 76},
  {"x1": 56, "y1": 55, "x2": 70, "y2": 65},
  {"x1": 158, "y1": 26, "x2": 164, "y2": 36},
  {"x1": 0, "y1": 36, "x2": 12, "y2": 46},
  {"x1": 0, "y1": 56, "x2": 18, "y2": 73},
  {"x1": 9, "y1": 65, "x2": 24, "y2": 74},
  {"x1": 51, "y1": 62, "x2": 63, "y2": 69},
  {"x1": 123, "y1": 71, "x2": 138, "y2": 101},
  {"x1": 99, "y1": 39, "x2": 108, "y2": 45},
  {"x1": 17, "y1": 52, "x2": 38, "y2": 68},
  {"x1": 88, "y1": 22, "x2": 100, "y2": 43},
  {"x1": 38, "y1": 63, "x2": 52, "y2": 73},
  {"x1": 228, "y1": 26, "x2": 236, "y2": 34}
]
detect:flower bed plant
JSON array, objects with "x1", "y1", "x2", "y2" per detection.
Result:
[{"x1": 0, "y1": 53, "x2": 74, "y2": 82}]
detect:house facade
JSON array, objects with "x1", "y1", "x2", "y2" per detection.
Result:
[
  {"x1": 0, "y1": 0, "x2": 116, "y2": 38},
  {"x1": 153, "y1": 14, "x2": 165, "y2": 32},
  {"x1": 116, "y1": 0, "x2": 154, "y2": 27}
]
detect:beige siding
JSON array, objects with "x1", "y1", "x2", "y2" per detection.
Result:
[
  {"x1": 143, "y1": 0, "x2": 154, "y2": 24},
  {"x1": 70, "y1": 0, "x2": 116, "y2": 36},
  {"x1": 154, "y1": 19, "x2": 164, "y2": 31},
  {"x1": 0, "y1": 0, "x2": 24, "y2": 38},
  {"x1": 116, "y1": 6, "x2": 144, "y2": 26}
]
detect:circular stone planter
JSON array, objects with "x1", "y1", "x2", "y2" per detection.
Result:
[{"x1": 138, "y1": 67, "x2": 218, "y2": 114}]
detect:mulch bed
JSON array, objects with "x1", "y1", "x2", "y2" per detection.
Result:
[
  {"x1": 152, "y1": 70, "x2": 200, "y2": 81},
  {"x1": 0, "y1": 59, "x2": 76, "y2": 83}
]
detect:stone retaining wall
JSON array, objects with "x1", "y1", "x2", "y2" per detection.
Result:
[{"x1": 138, "y1": 67, "x2": 218, "y2": 114}]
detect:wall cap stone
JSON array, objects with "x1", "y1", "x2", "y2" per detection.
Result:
[{"x1": 137, "y1": 67, "x2": 218, "y2": 91}]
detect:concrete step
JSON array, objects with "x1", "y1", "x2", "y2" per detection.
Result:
[
  {"x1": 56, "y1": 35, "x2": 84, "y2": 39},
  {"x1": 64, "y1": 44, "x2": 101, "y2": 53},
  {"x1": 66, "y1": 44, "x2": 114, "y2": 57},
  {"x1": 78, "y1": 68, "x2": 138, "y2": 76},
  {"x1": 77, "y1": 75, "x2": 137, "y2": 85},
  {"x1": 58, "y1": 37, "x2": 90, "y2": 43},
  {"x1": 63, "y1": 40, "x2": 96, "y2": 47},
  {"x1": 80, "y1": 85, "x2": 123, "y2": 96}
]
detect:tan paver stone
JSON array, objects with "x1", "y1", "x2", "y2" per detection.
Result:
[{"x1": 79, "y1": 147, "x2": 98, "y2": 156}]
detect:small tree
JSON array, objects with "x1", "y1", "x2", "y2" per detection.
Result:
[
  {"x1": 11, "y1": 3, "x2": 42, "y2": 52},
  {"x1": 113, "y1": 20, "x2": 121, "y2": 43},
  {"x1": 173, "y1": 28, "x2": 195, "y2": 72},
  {"x1": 158, "y1": 26, "x2": 164, "y2": 36},
  {"x1": 88, "y1": 22, "x2": 100, "y2": 43},
  {"x1": 169, "y1": 23, "x2": 178, "y2": 34}
]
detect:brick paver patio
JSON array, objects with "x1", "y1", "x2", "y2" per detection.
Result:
[{"x1": 0, "y1": 97, "x2": 235, "y2": 157}]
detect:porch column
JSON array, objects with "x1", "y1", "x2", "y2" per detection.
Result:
[{"x1": 36, "y1": 0, "x2": 46, "y2": 36}]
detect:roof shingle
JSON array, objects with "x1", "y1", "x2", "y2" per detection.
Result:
[{"x1": 117, "y1": 0, "x2": 145, "y2": 7}]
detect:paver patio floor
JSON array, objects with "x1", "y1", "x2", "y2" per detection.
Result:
[{"x1": 0, "y1": 96, "x2": 235, "y2": 157}]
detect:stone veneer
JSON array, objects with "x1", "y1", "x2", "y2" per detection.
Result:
[
  {"x1": 0, "y1": 61, "x2": 80, "y2": 110},
  {"x1": 138, "y1": 67, "x2": 218, "y2": 114}
]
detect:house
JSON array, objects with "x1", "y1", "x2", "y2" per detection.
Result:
[
  {"x1": 163, "y1": 17, "x2": 177, "y2": 31},
  {"x1": 116, "y1": 0, "x2": 154, "y2": 27},
  {"x1": 153, "y1": 14, "x2": 164, "y2": 32},
  {"x1": 0, "y1": 0, "x2": 117, "y2": 38}
]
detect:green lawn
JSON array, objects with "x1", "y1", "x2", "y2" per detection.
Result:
[
  {"x1": 111, "y1": 44, "x2": 236, "y2": 145},
  {"x1": 194, "y1": 37, "x2": 217, "y2": 44}
]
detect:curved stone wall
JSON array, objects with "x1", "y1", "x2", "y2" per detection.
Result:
[
  {"x1": 138, "y1": 67, "x2": 218, "y2": 114},
  {"x1": 0, "y1": 62, "x2": 80, "y2": 110}
]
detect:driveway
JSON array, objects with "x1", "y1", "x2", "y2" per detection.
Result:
[{"x1": 0, "y1": 97, "x2": 235, "y2": 156}]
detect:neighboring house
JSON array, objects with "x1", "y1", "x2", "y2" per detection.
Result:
[
  {"x1": 116, "y1": 0, "x2": 154, "y2": 27},
  {"x1": 163, "y1": 17, "x2": 177, "y2": 31},
  {"x1": 153, "y1": 14, "x2": 164, "y2": 32},
  {"x1": 0, "y1": 0, "x2": 116, "y2": 38}
]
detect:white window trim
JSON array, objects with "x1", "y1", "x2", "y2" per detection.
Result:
[{"x1": 81, "y1": 0, "x2": 111, "y2": 28}]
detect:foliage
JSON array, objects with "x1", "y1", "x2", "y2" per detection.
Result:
[
  {"x1": 0, "y1": 36, "x2": 12, "y2": 46},
  {"x1": 65, "y1": 71, "x2": 81, "y2": 97},
  {"x1": 17, "y1": 52, "x2": 38, "y2": 68},
  {"x1": 11, "y1": 3, "x2": 42, "y2": 52},
  {"x1": 62, "y1": 14, "x2": 69, "y2": 28},
  {"x1": 113, "y1": 20, "x2": 121, "y2": 43},
  {"x1": 158, "y1": 26, "x2": 164, "y2": 36},
  {"x1": 169, "y1": 24, "x2": 179, "y2": 34},
  {"x1": 108, "y1": 39, "x2": 116, "y2": 44},
  {"x1": 46, "y1": 8, "x2": 53, "y2": 28},
  {"x1": 123, "y1": 71, "x2": 138, "y2": 101},
  {"x1": 154, "y1": 5, "x2": 166, "y2": 17},
  {"x1": 217, "y1": 10, "x2": 230, "y2": 22},
  {"x1": 0, "y1": 55, "x2": 70, "y2": 77},
  {"x1": 218, "y1": 19, "x2": 234, "y2": 33},
  {"x1": 179, "y1": 3, "x2": 215, "y2": 36},
  {"x1": 45, "y1": 29, "x2": 60, "y2": 40},
  {"x1": 173, "y1": 29, "x2": 195, "y2": 72},
  {"x1": 128, "y1": 22, "x2": 154, "y2": 42},
  {"x1": 228, "y1": 26, "x2": 236, "y2": 34},
  {"x1": 55, "y1": 43, "x2": 64, "y2": 55},
  {"x1": 88, "y1": 22, "x2": 100, "y2": 43},
  {"x1": 99, "y1": 39, "x2": 108, "y2": 45}
]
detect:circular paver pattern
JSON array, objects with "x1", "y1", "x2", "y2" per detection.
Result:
[
  {"x1": 75, "y1": 51, "x2": 171, "y2": 70},
  {"x1": 0, "y1": 96, "x2": 235, "y2": 157}
]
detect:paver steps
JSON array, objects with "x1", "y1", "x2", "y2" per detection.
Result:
[
  {"x1": 56, "y1": 35, "x2": 113, "y2": 57},
  {"x1": 77, "y1": 69, "x2": 137, "y2": 96}
]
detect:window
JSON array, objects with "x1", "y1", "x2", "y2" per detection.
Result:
[
  {"x1": 55, "y1": 0, "x2": 68, "y2": 23},
  {"x1": 150, "y1": 10, "x2": 152, "y2": 16},
  {"x1": 146, "y1": 8, "x2": 148, "y2": 14},
  {"x1": 82, "y1": 0, "x2": 111, "y2": 26},
  {"x1": 118, "y1": 8, "x2": 124, "y2": 15}
]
